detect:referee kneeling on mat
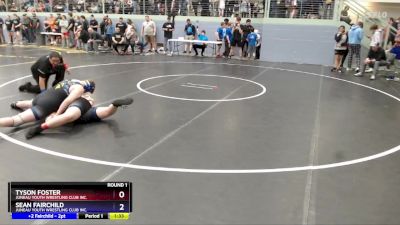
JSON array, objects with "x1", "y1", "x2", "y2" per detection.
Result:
[{"x1": 19, "y1": 51, "x2": 70, "y2": 94}]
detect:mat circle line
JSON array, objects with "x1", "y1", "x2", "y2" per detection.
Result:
[
  {"x1": 136, "y1": 74, "x2": 267, "y2": 102},
  {"x1": 0, "y1": 61, "x2": 399, "y2": 174}
]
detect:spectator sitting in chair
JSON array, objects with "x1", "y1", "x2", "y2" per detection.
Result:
[
  {"x1": 354, "y1": 43, "x2": 387, "y2": 80},
  {"x1": 87, "y1": 27, "x2": 103, "y2": 52},
  {"x1": 112, "y1": 27, "x2": 127, "y2": 55},
  {"x1": 193, "y1": 30, "x2": 208, "y2": 56},
  {"x1": 386, "y1": 40, "x2": 400, "y2": 80},
  {"x1": 390, "y1": 40, "x2": 400, "y2": 60}
]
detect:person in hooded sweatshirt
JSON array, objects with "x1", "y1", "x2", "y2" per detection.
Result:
[
  {"x1": 369, "y1": 24, "x2": 383, "y2": 48},
  {"x1": 347, "y1": 21, "x2": 364, "y2": 73}
]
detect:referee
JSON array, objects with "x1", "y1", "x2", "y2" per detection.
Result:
[{"x1": 19, "y1": 52, "x2": 70, "y2": 94}]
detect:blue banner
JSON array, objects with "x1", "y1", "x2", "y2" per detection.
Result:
[{"x1": 12, "y1": 213, "x2": 77, "y2": 220}]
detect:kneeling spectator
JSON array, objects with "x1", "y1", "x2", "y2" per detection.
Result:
[
  {"x1": 87, "y1": 28, "x2": 103, "y2": 52},
  {"x1": 354, "y1": 44, "x2": 387, "y2": 80},
  {"x1": 193, "y1": 30, "x2": 208, "y2": 56},
  {"x1": 112, "y1": 27, "x2": 126, "y2": 55}
]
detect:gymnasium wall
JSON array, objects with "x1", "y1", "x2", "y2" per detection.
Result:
[{"x1": 0, "y1": 13, "x2": 340, "y2": 66}]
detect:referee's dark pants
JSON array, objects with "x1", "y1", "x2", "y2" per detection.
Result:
[{"x1": 23, "y1": 65, "x2": 66, "y2": 94}]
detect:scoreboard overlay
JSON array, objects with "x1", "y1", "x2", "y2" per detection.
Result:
[{"x1": 8, "y1": 182, "x2": 132, "y2": 220}]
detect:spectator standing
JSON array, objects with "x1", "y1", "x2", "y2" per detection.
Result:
[
  {"x1": 192, "y1": 0, "x2": 199, "y2": 16},
  {"x1": 230, "y1": 16, "x2": 244, "y2": 59},
  {"x1": 183, "y1": 19, "x2": 196, "y2": 54},
  {"x1": 347, "y1": 21, "x2": 364, "y2": 72},
  {"x1": 340, "y1": 6, "x2": 351, "y2": 25},
  {"x1": 124, "y1": 19, "x2": 137, "y2": 54},
  {"x1": 100, "y1": 15, "x2": 108, "y2": 36},
  {"x1": 87, "y1": 27, "x2": 103, "y2": 52},
  {"x1": 116, "y1": 17, "x2": 127, "y2": 34},
  {"x1": 141, "y1": 15, "x2": 157, "y2": 53},
  {"x1": 215, "y1": 22, "x2": 225, "y2": 57},
  {"x1": 67, "y1": 12, "x2": 75, "y2": 48},
  {"x1": 81, "y1": 15, "x2": 89, "y2": 32},
  {"x1": 21, "y1": 14, "x2": 32, "y2": 44},
  {"x1": 5, "y1": 15, "x2": 13, "y2": 45},
  {"x1": 114, "y1": 0, "x2": 122, "y2": 14},
  {"x1": 59, "y1": 15, "x2": 69, "y2": 48},
  {"x1": 396, "y1": 17, "x2": 400, "y2": 30},
  {"x1": 37, "y1": 1, "x2": 45, "y2": 12},
  {"x1": 0, "y1": 17, "x2": 4, "y2": 44},
  {"x1": 223, "y1": 22, "x2": 232, "y2": 58},
  {"x1": 219, "y1": 0, "x2": 225, "y2": 17},
  {"x1": 13, "y1": 14, "x2": 22, "y2": 45},
  {"x1": 340, "y1": 30, "x2": 349, "y2": 69},
  {"x1": 105, "y1": 18, "x2": 114, "y2": 49},
  {"x1": 73, "y1": 15, "x2": 82, "y2": 34},
  {"x1": 89, "y1": 15, "x2": 99, "y2": 32},
  {"x1": 30, "y1": 13, "x2": 40, "y2": 44},
  {"x1": 354, "y1": 44, "x2": 387, "y2": 80},
  {"x1": 0, "y1": 0, "x2": 6, "y2": 11},
  {"x1": 179, "y1": 0, "x2": 188, "y2": 16},
  {"x1": 112, "y1": 27, "x2": 126, "y2": 54},
  {"x1": 323, "y1": 0, "x2": 333, "y2": 19},
  {"x1": 78, "y1": 26, "x2": 89, "y2": 51},
  {"x1": 288, "y1": 0, "x2": 298, "y2": 18},
  {"x1": 396, "y1": 30, "x2": 400, "y2": 42},
  {"x1": 240, "y1": 0, "x2": 250, "y2": 18},
  {"x1": 55, "y1": 14, "x2": 62, "y2": 45},
  {"x1": 246, "y1": 28, "x2": 257, "y2": 60},
  {"x1": 255, "y1": 29, "x2": 262, "y2": 60},
  {"x1": 369, "y1": 24, "x2": 383, "y2": 48},
  {"x1": 193, "y1": 30, "x2": 208, "y2": 56},
  {"x1": 242, "y1": 18, "x2": 253, "y2": 57},
  {"x1": 10, "y1": 3, "x2": 17, "y2": 12},
  {"x1": 43, "y1": 16, "x2": 50, "y2": 32},
  {"x1": 387, "y1": 18, "x2": 398, "y2": 47},
  {"x1": 162, "y1": 16, "x2": 175, "y2": 55},
  {"x1": 47, "y1": 14, "x2": 57, "y2": 45},
  {"x1": 332, "y1": 25, "x2": 348, "y2": 73},
  {"x1": 201, "y1": 0, "x2": 210, "y2": 16}
]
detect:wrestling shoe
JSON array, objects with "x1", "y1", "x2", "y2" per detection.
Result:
[
  {"x1": 112, "y1": 98, "x2": 134, "y2": 107},
  {"x1": 10, "y1": 102, "x2": 23, "y2": 111},
  {"x1": 25, "y1": 125, "x2": 44, "y2": 139},
  {"x1": 18, "y1": 82, "x2": 32, "y2": 92}
]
